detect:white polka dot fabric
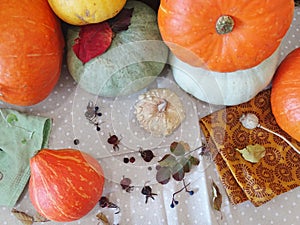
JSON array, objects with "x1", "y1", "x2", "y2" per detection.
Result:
[{"x1": 1, "y1": 7, "x2": 300, "y2": 225}]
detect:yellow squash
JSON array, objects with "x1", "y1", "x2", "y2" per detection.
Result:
[{"x1": 48, "y1": 0, "x2": 126, "y2": 25}]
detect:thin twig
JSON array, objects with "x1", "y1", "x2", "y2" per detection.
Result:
[{"x1": 96, "y1": 144, "x2": 205, "y2": 161}]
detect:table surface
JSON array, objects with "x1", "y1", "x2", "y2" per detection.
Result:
[{"x1": 1, "y1": 8, "x2": 300, "y2": 225}]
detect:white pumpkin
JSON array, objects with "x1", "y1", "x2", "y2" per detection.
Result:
[
  {"x1": 134, "y1": 88, "x2": 185, "y2": 136},
  {"x1": 169, "y1": 47, "x2": 280, "y2": 106}
]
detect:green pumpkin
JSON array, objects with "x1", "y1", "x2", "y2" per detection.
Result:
[{"x1": 66, "y1": 0, "x2": 169, "y2": 97}]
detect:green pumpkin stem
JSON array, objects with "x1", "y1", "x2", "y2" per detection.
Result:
[{"x1": 216, "y1": 15, "x2": 235, "y2": 35}]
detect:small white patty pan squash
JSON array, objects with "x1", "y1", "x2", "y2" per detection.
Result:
[
  {"x1": 66, "y1": 1, "x2": 169, "y2": 97},
  {"x1": 134, "y1": 88, "x2": 185, "y2": 136},
  {"x1": 169, "y1": 47, "x2": 280, "y2": 106}
]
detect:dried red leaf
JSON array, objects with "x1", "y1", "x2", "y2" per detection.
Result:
[
  {"x1": 72, "y1": 22, "x2": 113, "y2": 63},
  {"x1": 109, "y1": 8, "x2": 134, "y2": 33},
  {"x1": 72, "y1": 8, "x2": 134, "y2": 64}
]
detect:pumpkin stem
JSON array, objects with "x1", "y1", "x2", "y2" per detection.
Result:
[
  {"x1": 216, "y1": 15, "x2": 234, "y2": 35},
  {"x1": 157, "y1": 99, "x2": 168, "y2": 112}
]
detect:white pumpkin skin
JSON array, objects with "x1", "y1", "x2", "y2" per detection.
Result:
[
  {"x1": 134, "y1": 88, "x2": 185, "y2": 136},
  {"x1": 67, "y1": 1, "x2": 169, "y2": 97},
  {"x1": 170, "y1": 48, "x2": 280, "y2": 106}
]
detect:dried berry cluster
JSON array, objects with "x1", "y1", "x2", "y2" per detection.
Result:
[{"x1": 84, "y1": 101, "x2": 103, "y2": 131}]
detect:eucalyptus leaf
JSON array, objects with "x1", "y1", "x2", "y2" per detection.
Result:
[
  {"x1": 171, "y1": 163, "x2": 185, "y2": 181},
  {"x1": 236, "y1": 144, "x2": 266, "y2": 163},
  {"x1": 189, "y1": 156, "x2": 200, "y2": 166},
  {"x1": 158, "y1": 154, "x2": 177, "y2": 168},
  {"x1": 170, "y1": 141, "x2": 185, "y2": 156},
  {"x1": 179, "y1": 157, "x2": 192, "y2": 173},
  {"x1": 156, "y1": 166, "x2": 171, "y2": 185}
]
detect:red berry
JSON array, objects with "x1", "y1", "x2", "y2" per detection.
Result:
[{"x1": 129, "y1": 157, "x2": 135, "y2": 163}]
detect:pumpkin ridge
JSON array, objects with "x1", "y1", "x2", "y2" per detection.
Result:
[
  {"x1": 41, "y1": 150, "x2": 83, "y2": 163},
  {"x1": 25, "y1": 52, "x2": 63, "y2": 57},
  {"x1": 10, "y1": 17, "x2": 59, "y2": 35},
  {"x1": 30, "y1": 159, "x2": 73, "y2": 221},
  {"x1": 65, "y1": 178, "x2": 90, "y2": 199},
  {"x1": 40, "y1": 167, "x2": 95, "y2": 220}
]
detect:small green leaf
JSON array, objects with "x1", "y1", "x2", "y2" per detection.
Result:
[
  {"x1": 171, "y1": 163, "x2": 185, "y2": 181},
  {"x1": 179, "y1": 157, "x2": 192, "y2": 173},
  {"x1": 170, "y1": 141, "x2": 185, "y2": 156},
  {"x1": 156, "y1": 166, "x2": 171, "y2": 185},
  {"x1": 171, "y1": 162, "x2": 183, "y2": 173},
  {"x1": 189, "y1": 156, "x2": 200, "y2": 166},
  {"x1": 158, "y1": 154, "x2": 177, "y2": 168},
  {"x1": 236, "y1": 144, "x2": 266, "y2": 163},
  {"x1": 21, "y1": 138, "x2": 27, "y2": 144},
  {"x1": 6, "y1": 113, "x2": 18, "y2": 124}
]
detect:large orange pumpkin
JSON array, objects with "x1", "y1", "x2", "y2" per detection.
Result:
[
  {"x1": 0, "y1": 0, "x2": 64, "y2": 106},
  {"x1": 158, "y1": 0, "x2": 294, "y2": 72},
  {"x1": 29, "y1": 149, "x2": 105, "y2": 222},
  {"x1": 271, "y1": 48, "x2": 300, "y2": 142}
]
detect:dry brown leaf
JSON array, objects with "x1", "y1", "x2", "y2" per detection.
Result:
[
  {"x1": 96, "y1": 212, "x2": 110, "y2": 225},
  {"x1": 212, "y1": 181, "x2": 222, "y2": 211},
  {"x1": 11, "y1": 208, "x2": 33, "y2": 225},
  {"x1": 33, "y1": 213, "x2": 50, "y2": 222}
]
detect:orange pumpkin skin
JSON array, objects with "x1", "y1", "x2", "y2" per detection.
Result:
[
  {"x1": 158, "y1": 0, "x2": 294, "y2": 72},
  {"x1": 29, "y1": 149, "x2": 105, "y2": 222},
  {"x1": 271, "y1": 48, "x2": 300, "y2": 142},
  {"x1": 0, "y1": 0, "x2": 64, "y2": 106}
]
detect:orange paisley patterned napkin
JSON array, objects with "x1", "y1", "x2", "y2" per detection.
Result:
[{"x1": 200, "y1": 89, "x2": 300, "y2": 207}]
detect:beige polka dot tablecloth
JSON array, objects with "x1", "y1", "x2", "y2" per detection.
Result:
[{"x1": 1, "y1": 7, "x2": 300, "y2": 225}]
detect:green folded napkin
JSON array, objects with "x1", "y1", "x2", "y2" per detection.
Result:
[{"x1": 0, "y1": 108, "x2": 52, "y2": 207}]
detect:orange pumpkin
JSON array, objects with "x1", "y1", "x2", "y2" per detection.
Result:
[
  {"x1": 158, "y1": 0, "x2": 294, "y2": 72},
  {"x1": 29, "y1": 149, "x2": 105, "y2": 222},
  {"x1": 271, "y1": 48, "x2": 300, "y2": 142},
  {"x1": 0, "y1": 0, "x2": 64, "y2": 106}
]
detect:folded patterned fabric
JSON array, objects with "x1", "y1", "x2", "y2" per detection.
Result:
[
  {"x1": 200, "y1": 89, "x2": 300, "y2": 207},
  {"x1": 0, "y1": 108, "x2": 52, "y2": 207}
]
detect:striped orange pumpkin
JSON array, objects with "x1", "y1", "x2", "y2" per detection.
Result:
[{"x1": 29, "y1": 149, "x2": 105, "y2": 222}]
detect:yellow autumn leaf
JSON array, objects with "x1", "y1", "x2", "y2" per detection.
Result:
[{"x1": 236, "y1": 144, "x2": 266, "y2": 163}]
